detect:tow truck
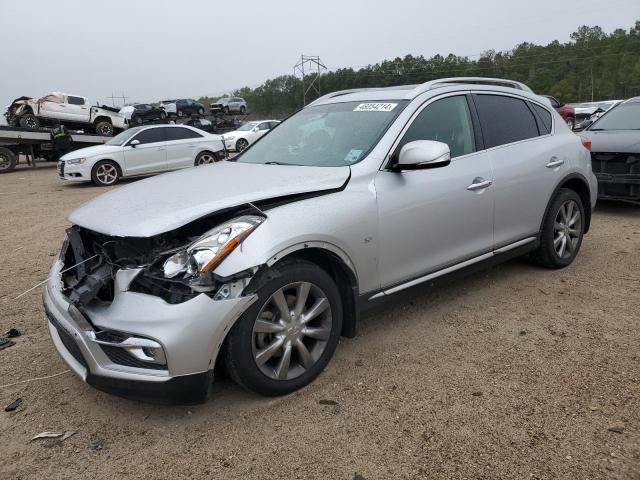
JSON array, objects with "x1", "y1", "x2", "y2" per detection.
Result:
[{"x1": 0, "y1": 125, "x2": 111, "y2": 173}]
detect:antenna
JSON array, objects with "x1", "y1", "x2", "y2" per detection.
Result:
[{"x1": 293, "y1": 55, "x2": 327, "y2": 106}]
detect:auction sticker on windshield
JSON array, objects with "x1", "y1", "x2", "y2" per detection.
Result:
[{"x1": 353, "y1": 103, "x2": 398, "y2": 112}]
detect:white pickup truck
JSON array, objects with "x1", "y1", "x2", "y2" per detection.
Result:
[{"x1": 5, "y1": 92, "x2": 127, "y2": 136}]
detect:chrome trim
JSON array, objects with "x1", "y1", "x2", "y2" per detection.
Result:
[
  {"x1": 370, "y1": 237, "x2": 537, "y2": 300},
  {"x1": 493, "y1": 236, "x2": 536, "y2": 254}
]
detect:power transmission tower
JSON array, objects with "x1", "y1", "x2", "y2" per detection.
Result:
[
  {"x1": 294, "y1": 55, "x2": 327, "y2": 106},
  {"x1": 108, "y1": 93, "x2": 130, "y2": 107}
]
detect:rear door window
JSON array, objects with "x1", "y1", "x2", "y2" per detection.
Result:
[
  {"x1": 131, "y1": 127, "x2": 166, "y2": 145},
  {"x1": 474, "y1": 94, "x2": 540, "y2": 148},
  {"x1": 165, "y1": 127, "x2": 202, "y2": 141}
]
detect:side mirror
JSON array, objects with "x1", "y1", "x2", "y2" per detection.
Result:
[
  {"x1": 129, "y1": 139, "x2": 140, "y2": 147},
  {"x1": 252, "y1": 127, "x2": 259, "y2": 133},
  {"x1": 394, "y1": 140, "x2": 451, "y2": 171}
]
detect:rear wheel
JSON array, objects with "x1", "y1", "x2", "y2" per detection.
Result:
[
  {"x1": 95, "y1": 121, "x2": 114, "y2": 136},
  {"x1": 224, "y1": 259, "x2": 343, "y2": 396},
  {"x1": 0, "y1": 147, "x2": 17, "y2": 173},
  {"x1": 19, "y1": 113, "x2": 40, "y2": 129},
  {"x1": 160, "y1": 110, "x2": 167, "y2": 120},
  {"x1": 239, "y1": 106, "x2": 246, "y2": 114},
  {"x1": 235, "y1": 138, "x2": 249, "y2": 152},
  {"x1": 531, "y1": 188, "x2": 584, "y2": 268},
  {"x1": 91, "y1": 160, "x2": 120, "y2": 186}
]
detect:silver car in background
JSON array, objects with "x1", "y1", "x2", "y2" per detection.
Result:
[{"x1": 43, "y1": 77, "x2": 597, "y2": 403}]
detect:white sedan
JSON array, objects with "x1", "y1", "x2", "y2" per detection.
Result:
[
  {"x1": 222, "y1": 120, "x2": 280, "y2": 152},
  {"x1": 58, "y1": 125, "x2": 225, "y2": 186}
]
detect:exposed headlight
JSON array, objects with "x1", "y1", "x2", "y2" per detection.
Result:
[
  {"x1": 225, "y1": 136, "x2": 235, "y2": 141},
  {"x1": 66, "y1": 158, "x2": 86, "y2": 165},
  {"x1": 163, "y1": 215, "x2": 264, "y2": 279}
]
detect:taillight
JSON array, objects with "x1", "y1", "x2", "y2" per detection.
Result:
[{"x1": 581, "y1": 137, "x2": 592, "y2": 151}]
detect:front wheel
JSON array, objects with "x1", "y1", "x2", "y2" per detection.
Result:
[
  {"x1": 194, "y1": 151, "x2": 217, "y2": 165},
  {"x1": 177, "y1": 110, "x2": 184, "y2": 118},
  {"x1": 91, "y1": 160, "x2": 120, "y2": 186},
  {"x1": 239, "y1": 106, "x2": 246, "y2": 114},
  {"x1": 235, "y1": 138, "x2": 249, "y2": 152},
  {"x1": 531, "y1": 188, "x2": 585, "y2": 268},
  {"x1": 224, "y1": 259, "x2": 343, "y2": 396},
  {"x1": 160, "y1": 110, "x2": 167, "y2": 120},
  {"x1": 19, "y1": 113, "x2": 40, "y2": 129}
]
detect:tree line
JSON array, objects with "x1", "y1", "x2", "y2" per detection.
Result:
[{"x1": 199, "y1": 21, "x2": 640, "y2": 117}]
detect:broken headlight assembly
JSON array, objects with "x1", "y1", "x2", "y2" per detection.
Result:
[{"x1": 162, "y1": 215, "x2": 264, "y2": 284}]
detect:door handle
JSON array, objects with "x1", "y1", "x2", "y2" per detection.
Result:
[
  {"x1": 546, "y1": 157, "x2": 565, "y2": 168},
  {"x1": 467, "y1": 178, "x2": 493, "y2": 191}
]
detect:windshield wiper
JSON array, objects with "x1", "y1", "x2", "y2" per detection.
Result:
[{"x1": 264, "y1": 161, "x2": 290, "y2": 165}]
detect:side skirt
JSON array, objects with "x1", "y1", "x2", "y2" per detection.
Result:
[{"x1": 359, "y1": 238, "x2": 539, "y2": 313}]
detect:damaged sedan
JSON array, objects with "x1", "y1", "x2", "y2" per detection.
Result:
[{"x1": 44, "y1": 77, "x2": 597, "y2": 403}]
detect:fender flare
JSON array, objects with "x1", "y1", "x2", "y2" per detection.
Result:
[{"x1": 539, "y1": 172, "x2": 593, "y2": 234}]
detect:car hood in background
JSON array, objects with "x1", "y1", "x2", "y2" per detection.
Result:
[
  {"x1": 579, "y1": 130, "x2": 640, "y2": 153},
  {"x1": 60, "y1": 144, "x2": 122, "y2": 160},
  {"x1": 69, "y1": 162, "x2": 350, "y2": 237}
]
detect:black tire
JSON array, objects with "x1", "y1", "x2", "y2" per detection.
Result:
[
  {"x1": 224, "y1": 259, "x2": 343, "y2": 396},
  {"x1": 235, "y1": 138, "x2": 249, "y2": 152},
  {"x1": 177, "y1": 110, "x2": 184, "y2": 118},
  {"x1": 91, "y1": 160, "x2": 120, "y2": 186},
  {"x1": 194, "y1": 151, "x2": 217, "y2": 166},
  {"x1": 19, "y1": 113, "x2": 40, "y2": 129},
  {"x1": 198, "y1": 107, "x2": 205, "y2": 115},
  {"x1": 239, "y1": 106, "x2": 246, "y2": 114},
  {"x1": 224, "y1": 106, "x2": 230, "y2": 114},
  {"x1": 160, "y1": 110, "x2": 167, "y2": 120},
  {"x1": 531, "y1": 188, "x2": 585, "y2": 269},
  {"x1": 95, "y1": 121, "x2": 114, "y2": 136},
  {"x1": 134, "y1": 115, "x2": 143, "y2": 125},
  {"x1": 0, "y1": 147, "x2": 17, "y2": 173}
]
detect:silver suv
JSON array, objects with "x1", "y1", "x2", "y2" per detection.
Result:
[{"x1": 44, "y1": 77, "x2": 597, "y2": 403}]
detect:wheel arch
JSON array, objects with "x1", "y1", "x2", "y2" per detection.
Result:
[
  {"x1": 93, "y1": 116, "x2": 113, "y2": 125},
  {"x1": 92, "y1": 157, "x2": 124, "y2": 177},
  {"x1": 541, "y1": 173, "x2": 592, "y2": 234}
]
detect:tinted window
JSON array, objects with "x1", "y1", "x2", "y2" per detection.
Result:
[
  {"x1": 258, "y1": 122, "x2": 270, "y2": 131},
  {"x1": 546, "y1": 96, "x2": 560, "y2": 108},
  {"x1": 398, "y1": 95, "x2": 475, "y2": 158},
  {"x1": 474, "y1": 95, "x2": 540, "y2": 148},
  {"x1": 131, "y1": 128, "x2": 165, "y2": 145},
  {"x1": 68, "y1": 96, "x2": 85, "y2": 105},
  {"x1": 532, "y1": 103, "x2": 552, "y2": 134},
  {"x1": 269, "y1": 121, "x2": 280, "y2": 129},
  {"x1": 165, "y1": 127, "x2": 202, "y2": 141}
]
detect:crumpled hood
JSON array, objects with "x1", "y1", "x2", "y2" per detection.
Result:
[
  {"x1": 61, "y1": 144, "x2": 121, "y2": 160},
  {"x1": 69, "y1": 162, "x2": 350, "y2": 237},
  {"x1": 579, "y1": 130, "x2": 640, "y2": 153}
]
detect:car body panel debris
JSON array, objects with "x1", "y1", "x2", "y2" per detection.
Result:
[
  {"x1": 0, "y1": 338, "x2": 15, "y2": 351},
  {"x1": 4, "y1": 398, "x2": 22, "y2": 412}
]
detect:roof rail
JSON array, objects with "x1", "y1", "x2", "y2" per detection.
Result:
[
  {"x1": 415, "y1": 77, "x2": 534, "y2": 95},
  {"x1": 308, "y1": 85, "x2": 418, "y2": 106}
]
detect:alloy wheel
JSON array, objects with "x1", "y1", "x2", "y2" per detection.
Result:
[
  {"x1": 95, "y1": 164, "x2": 118, "y2": 185},
  {"x1": 197, "y1": 153, "x2": 215, "y2": 164},
  {"x1": 236, "y1": 139, "x2": 248, "y2": 152},
  {"x1": 553, "y1": 199, "x2": 581, "y2": 259},
  {"x1": 251, "y1": 282, "x2": 332, "y2": 381}
]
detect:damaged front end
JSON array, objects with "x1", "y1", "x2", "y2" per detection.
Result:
[
  {"x1": 45, "y1": 211, "x2": 267, "y2": 403},
  {"x1": 591, "y1": 152, "x2": 640, "y2": 205},
  {"x1": 4, "y1": 96, "x2": 31, "y2": 127}
]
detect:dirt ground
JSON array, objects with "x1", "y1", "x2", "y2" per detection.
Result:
[{"x1": 0, "y1": 161, "x2": 638, "y2": 480}]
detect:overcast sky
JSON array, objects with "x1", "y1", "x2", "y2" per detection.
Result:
[{"x1": 0, "y1": 0, "x2": 638, "y2": 108}]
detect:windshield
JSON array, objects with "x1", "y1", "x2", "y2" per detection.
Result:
[
  {"x1": 236, "y1": 101, "x2": 407, "y2": 167},
  {"x1": 106, "y1": 127, "x2": 142, "y2": 145},
  {"x1": 589, "y1": 103, "x2": 640, "y2": 131},
  {"x1": 237, "y1": 122, "x2": 259, "y2": 131}
]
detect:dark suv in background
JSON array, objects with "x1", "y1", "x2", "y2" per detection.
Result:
[{"x1": 161, "y1": 99, "x2": 205, "y2": 118}]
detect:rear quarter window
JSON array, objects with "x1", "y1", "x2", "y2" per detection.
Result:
[
  {"x1": 474, "y1": 94, "x2": 540, "y2": 148},
  {"x1": 531, "y1": 103, "x2": 553, "y2": 135}
]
